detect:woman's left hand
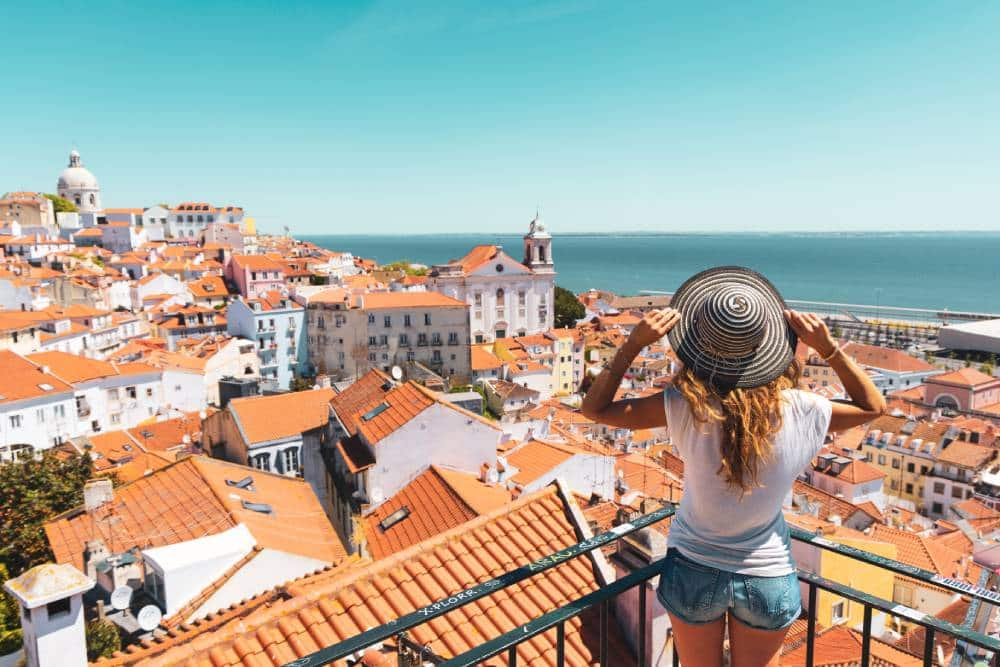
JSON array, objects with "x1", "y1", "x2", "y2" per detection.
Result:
[{"x1": 627, "y1": 308, "x2": 681, "y2": 351}]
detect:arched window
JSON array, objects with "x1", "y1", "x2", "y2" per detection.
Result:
[
  {"x1": 538, "y1": 245, "x2": 546, "y2": 262},
  {"x1": 244, "y1": 365, "x2": 254, "y2": 375},
  {"x1": 74, "y1": 194, "x2": 81, "y2": 206},
  {"x1": 496, "y1": 288, "x2": 505, "y2": 300},
  {"x1": 89, "y1": 194, "x2": 96, "y2": 206}
]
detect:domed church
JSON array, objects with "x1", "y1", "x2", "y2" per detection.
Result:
[{"x1": 56, "y1": 149, "x2": 101, "y2": 213}]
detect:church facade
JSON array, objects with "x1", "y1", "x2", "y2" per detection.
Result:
[
  {"x1": 427, "y1": 215, "x2": 555, "y2": 343},
  {"x1": 56, "y1": 150, "x2": 101, "y2": 213}
]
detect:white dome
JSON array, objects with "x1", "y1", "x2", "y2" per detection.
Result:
[{"x1": 57, "y1": 150, "x2": 99, "y2": 191}]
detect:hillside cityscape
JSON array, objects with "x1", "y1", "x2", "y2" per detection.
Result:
[{"x1": 0, "y1": 151, "x2": 998, "y2": 667}]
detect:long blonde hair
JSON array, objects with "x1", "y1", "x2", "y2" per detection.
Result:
[{"x1": 673, "y1": 360, "x2": 801, "y2": 493}]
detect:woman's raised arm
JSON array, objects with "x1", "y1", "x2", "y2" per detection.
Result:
[{"x1": 580, "y1": 308, "x2": 680, "y2": 429}]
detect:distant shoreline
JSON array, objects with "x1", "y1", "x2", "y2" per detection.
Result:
[{"x1": 300, "y1": 230, "x2": 1000, "y2": 238}]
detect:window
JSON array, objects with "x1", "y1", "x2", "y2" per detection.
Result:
[
  {"x1": 448, "y1": 332, "x2": 459, "y2": 345},
  {"x1": 475, "y1": 334, "x2": 484, "y2": 344},
  {"x1": 368, "y1": 336, "x2": 377, "y2": 346},
  {"x1": 404, "y1": 314, "x2": 412, "y2": 327},
  {"x1": 47, "y1": 597, "x2": 71, "y2": 620},
  {"x1": 952, "y1": 487, "x2": 964, "y2": 499},
  {"x1": 368, "y1": 313, "x2": 376, "y2": 324},
  {"x1": 250, "y1": 453, "x2": 271, "y2": 470},
  {"x1": 281, "y1": 447, "x2": 300, "y2": 474},
  {"x1": 418, "y1": 333, "x2": 428, "y2": 346},
  {"x1": 933, "y1": 482, "x2": 945, "y2": 494},
  {"x1": 905, "y1": 483, "x2": 913, "y2": 494},
  {"x1": 831, "y1": 600, "x2": 846, "y2": 622},
  {"x1": 36, "y1": 408, "x2": 45, "y2": 424},
  {"x1": 890, "y1": 479, "x2": 899, "y2": 491},
  {"x1": 379, "y1": 335, "x2": 388, "y2": 346},
  {"x1": 424, "y1": 313, "x2": 431, "y2": 326},
  {"x1": 146, "y1": 387, "x2": 154, "y2": 398},
  {"x1": 431, "y1": 333, "x2": 442, "y2": 345},
  {"x1": 384, "y1": 316, "x2": 392, "y2": 328},
  {"x1": 127, "y1": 386, "x2": 137, "y2": 399},
  {"x1": 110, "y1": 413, "x2": 121, "y2": 425},
  {"x1": 496, "y1": 288, "x2": 505, "y2": 300},
  {"x1": 432, "y1": 350, "x2": 442, "y2": 362},
  {"x1": 518, "y1": 290, "x2": 527, "y2": 306},
  {"x1": 9, "y1": 415, "x2": 21, "y2": 429},
  {"x1": 877, "y1": 454, "x2": 886, "y2": 465},
  {"x1": 368, "y1": 353, "x2": 376, "y2": 361},
  {"x1": 399, "y1": 334, "x2": 410, "y2": 346},
  {"x1": 906, "y1": 462, "x2": 915, "y2": 473},
  {"x1": 891, "y1": 458, "x2": 900, "y2": 469},
  {"x1": 920, "y1": 465, "x2": 929, "y2": 475},
  {"x1": 932, "y1": 502, "x2": 943, "y2": 514}
]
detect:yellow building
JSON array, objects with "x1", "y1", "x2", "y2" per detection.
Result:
[
  {"x1": 791, "y1": 518, "x2": 897, "y2": 631},
  {"x1": 857, "y1": 415, "x2": 950, "y2": 508}
]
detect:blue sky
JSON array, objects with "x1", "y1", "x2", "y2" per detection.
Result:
[{"x1": 3, "y1": 1, "x2": 999, "y2": 235}]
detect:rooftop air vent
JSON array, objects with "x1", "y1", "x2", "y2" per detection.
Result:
[
  {"x1": 226, "y1": 476, "x2": 254, "y2": 489},
  {"x1": 241, "y1": 500, "x2": 272, "y2": 514},
  {"x1": 379, "y1": 506, "x2": 411, "y2": 532},
  {"x1": 362, "y1": 402, "x2": 390, "y2": 422},
  {"x1": 37, "y1": 383, "x2": 53, "y2": 391}
]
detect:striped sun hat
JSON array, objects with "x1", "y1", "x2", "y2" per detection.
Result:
[{"x1": 667, "y1": 266, "x2": 797, "y2": 390}]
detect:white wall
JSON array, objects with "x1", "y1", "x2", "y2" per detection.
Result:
[
  {"x1": 518, "y1": 452, "x2": 615, "y2": 499},
  {"x1": 161, "y1": 368, "x2": 206, "y2": 413},
  {"x1": 364, "y1": 403, "x2": 498, "y2": 511},
  {"x1": 0, "y1": 393, "x2": 77, "y2": 456}
]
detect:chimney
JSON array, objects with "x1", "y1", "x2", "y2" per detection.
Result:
[
  {"x1": 4, "y1": 563, "x2": 95, "y2": 667},
  {"x1": 83, "y1": 539, "x2": 109, "y2": 580},
  {"x1": 83, "y1": 479, "x2": 114, "y2": 511}
]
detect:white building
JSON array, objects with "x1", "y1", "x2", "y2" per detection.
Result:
[
  {"x1": 0, "y1": 351, "x2": 78, "y2": 460},
  {"x1": 100, "y1": 222, "x2": 148, "y2": 254},
  {"x1": 27, "y1": 351, "x2": 163, "y2": 435},
  {"x1": 427, "y1": 214, "x2": 555, "y2": 343},
  {"x1": 167, "y1": 202, "x2": 244, "y2": 240},
  {"x1": 146, "y1": 337, "x2": 261, "y2": 411},
  {"x1": 56, "y1": 149, "x2": 102, "y2": 213}
]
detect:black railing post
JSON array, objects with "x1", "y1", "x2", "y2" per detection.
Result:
[
  {"x1": 508, "y1": 646, "x2": 517, "y2": 667},
  {"x1": 806, "y1": 583, "x2": 817, "y2": 667},
  {"x1": 556, "y1": 621, "x2": 565, "y2": 667},
  {"x1": 599, "y1": 599, "x2": 609, "y2": 667},
  {"x1": 922, "y1": 627, "x2": 934, "y2": 667},
  {"x1": 638, "y1": 584, "x2": 647, "y2": 667},
  {"x1": 861, "y1": 605, "x2": 873, "y2": 666}
]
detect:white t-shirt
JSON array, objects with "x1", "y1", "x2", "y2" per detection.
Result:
[{"x1": 664, "y1": 386, "x2": 832, "y2": 576}]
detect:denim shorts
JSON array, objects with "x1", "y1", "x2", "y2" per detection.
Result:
[{"x1": 656, "y1": 548, "x2": 801, "y2": 631}]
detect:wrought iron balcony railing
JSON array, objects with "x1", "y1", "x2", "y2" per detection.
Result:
[{"x1": 282, "y1": 505, "x2": 1000, "y2": 667}]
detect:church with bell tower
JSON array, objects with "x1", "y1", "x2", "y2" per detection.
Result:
[{"x1": 427, "y1": 212, "x2": 557, "y2": 342}]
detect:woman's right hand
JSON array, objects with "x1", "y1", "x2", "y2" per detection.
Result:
[
  {"x1": 627, "y1": 308, "x2": 681, "y2": 351},
  {"x1": 784, "y1": 310, "x2": 836, "y2": 357}
]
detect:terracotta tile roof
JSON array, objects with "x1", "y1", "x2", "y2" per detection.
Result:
[
  {"x1": 186, "y1": 275, "x2": 230, "y2": 298},
  {"x1": 894, "y1": 597, "x2": 969, "y2": 662},
  {"x1": 951, "y1": 498, "x2": 1000, "y2": 520},
  {"x1": 229, "y1": 388, "x2": 335, "y2": 444},
  {"x1": 617, "y1": 453, "x2": 684, "y2": 503},
  {"x1": 790, "y1": 480, "x2": 881, "y2": 524},
  {"x1": 362, "y1": 467, "x2": 479, "y2": 559},
  {"x1": 230, "y1": 254, "x2": 285, "y2": 271},
  {"x1": 96, "y1": 486, "x2": 630, "y2": 667},
  {"x1": 83, "y1": 431, "x2": 172, "y2": 483},
  {"x1": 854, "y1": 501, "x2": 884, "y2": 522},
  {"x1": 355, "y1": 382, "x2": 435, "y2": 445},
  {"x1": 782, "y1": 626, "x2": 922, "y2": 666},
  {"x1": 0, "y1": 350, "x2": 74, "y2": 404},
  {"x1": 506, "y1": 439, "x2": 580, "y2": 486},
  {"x1": 433, "y1": 465, "x2": 513, "y2": 514},
  {"x1": 815, "y1": 455, "x2": 887, "y2": 484},
  {"x1": 453, "y1": 244, "x2": 502, "y2": 273},
  {"x1": 929, "y1": 367, "x2": 1000, "y2": 388},
  {"x1": 128, "y1": 411, "x2": 209, "y2": 453},
  {"x1": 27, "y1": 351, "x2": 159, "y2": 385},
  {"x1": 867, "y1": 524, "x2": 980, "y2": 582},
  {"x1": 329, "y1": 369, "x2": 393, "y2": 436},
  {"x1": 46, "y1": 456, "x2": 346, "y2": 572},
  {"x1": 842, "y1": 342, "x2": 939, "y2": 374},
  {"x1": 358, "y1": 291, "x2": 467, "y2": 309},
  {"x1": 471, "y1": 346, "x2": 504, "y2": 371},
  {"x1": 935, "y1": 440, "x2": 996, "y2": 469}
]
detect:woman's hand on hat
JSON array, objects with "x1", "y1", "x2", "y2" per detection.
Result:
[
  {"x1": 784, "y1": 310, "x2": 836, "y2": 358},
  {"x1": 627, "y1": 308, "x2": 680, "y2": 351}
]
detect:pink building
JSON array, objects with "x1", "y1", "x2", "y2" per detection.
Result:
[
  {"x1": 924, "y1": 368, "x2": 1000, "y2": 412},
  {"x1": 226, "y1": 254, "x2": 286, "y2": 299}
]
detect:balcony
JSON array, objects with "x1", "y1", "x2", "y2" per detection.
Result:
[{"x1": 287, "y1": 505, "x2": 1000, "y2": 667}]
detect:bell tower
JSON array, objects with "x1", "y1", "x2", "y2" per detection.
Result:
[{"x1": 523, "y1": 211, "x2": 554, "y2": 274}]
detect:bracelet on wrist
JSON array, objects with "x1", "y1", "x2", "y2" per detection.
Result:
[{"x1": 820, "y1": 345, "x2": 841, "y2": 362}]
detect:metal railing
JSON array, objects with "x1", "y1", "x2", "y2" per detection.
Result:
[{"x1": 283, "y1": 505, "x2": 1000, "y2": 667}]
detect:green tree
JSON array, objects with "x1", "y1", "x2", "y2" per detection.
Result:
[
  {"x1": 0, "y1": 564, "x2": 21, "y2": 655},
  {"x1": 85, "y1": 619, "x2": 121, "y2": 661},
  {"x1": 290, "y1": 376, "x2": 314, "y2": 392},
  {"x1": 42, "y1": 193, "x2": 77, "y2": 213},
  {"x1": 0, "y1": 451, "x2": 95, "y2": 577},
  {"x1": 554, "y1": 285, "x2": 585, "y2": 329},
  {"x1": 381, "y1": 260, "x2": 427, "y2": 277}
]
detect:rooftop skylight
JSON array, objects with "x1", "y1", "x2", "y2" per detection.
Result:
[
  {"x1": 378, "y1": 506, "x2": 411, "y2": 532},
  {"x1": 361, "y1": 402, "x2": 390, "y2": 421}
]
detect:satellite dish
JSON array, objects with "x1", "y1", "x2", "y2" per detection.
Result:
[
  {"x1": 390, "y1": 366, "x2": 403, "y2": 381},
  {"x1": 136, "y1": 605, "x2": 162, "y2": 632},
  {"x1": 110, "y1": 585, "x2": 132, "y2": 611}
]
